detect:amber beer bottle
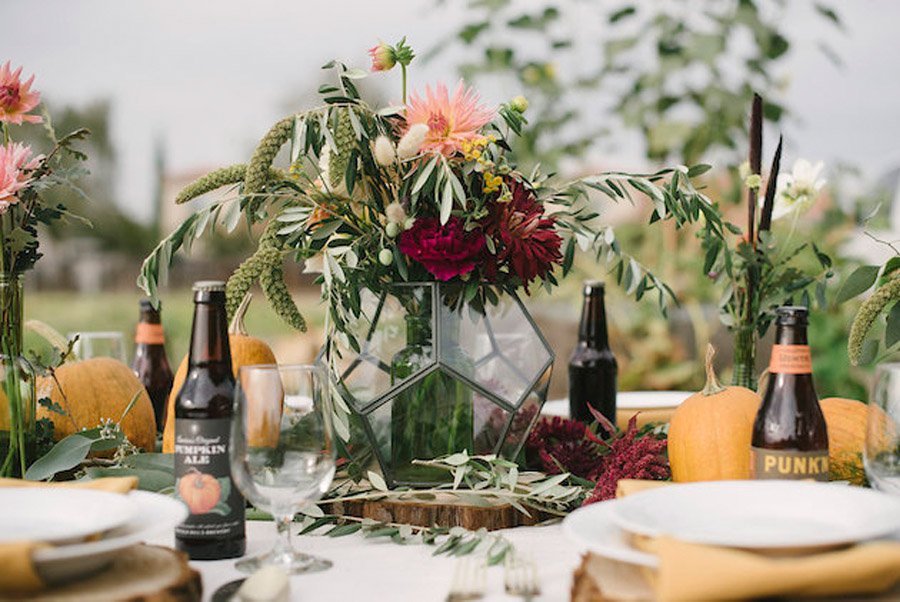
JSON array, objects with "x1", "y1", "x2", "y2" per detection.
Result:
[
  {"x1": 751, "y1": 306, "x2": 829, "y2": 481},
  {"x1": 132, "y1": 299, "x2": 174, "y2": 433},
  {"x1": 174, "y1": 281, "x2": 245, "y2": 560},
  {"x1": 569, "y1": 281, "x2": 617, "y2": 430}
]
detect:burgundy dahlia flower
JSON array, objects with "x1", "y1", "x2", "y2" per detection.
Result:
[
  {"x1": 483, "y1": 178, "x2": 562, "y2": 290},
  {"x1": 397, "y1": 216, "x2": 486, "y2": 281}
]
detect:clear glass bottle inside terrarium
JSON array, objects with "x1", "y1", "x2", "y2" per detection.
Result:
[{"x1": 390, "y1": 307, "x2": 474, "y2": 483}]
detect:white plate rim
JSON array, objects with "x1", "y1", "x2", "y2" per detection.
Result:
[
  {"x1": 609, "y1": 480, "x2": 900, "y2": 549},
  {"x1": 562, "y1": 499, "x2": 659, "y2": 568},
  {"x1": 543, "y1": 391, "x2": 691, "y2": 416},
  {"x1": 0, "y1": 488, "x2": 136, "y2": 544},
  {"x1": 33, "y1": 490, "x2": 187, "y2": 563}
]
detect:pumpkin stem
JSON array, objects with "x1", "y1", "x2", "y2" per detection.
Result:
[
  {"x1": 229, "y1": 292, "x2": 252, "y2": 336},
  {"x1": 702, "y1": 343, "x2": 727, "y2": 396}
]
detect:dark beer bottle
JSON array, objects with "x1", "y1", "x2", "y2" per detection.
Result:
[
  {"x1": 568, "y1": 281, "x2": 617, "y2": 430},
  {"x1": 132, "y1": 299, "x2": 174, "y2": 434},
  {"x1": 751, "y1": 306, "x2": 829, "y2": 481},
  {"x1": 174, "y1": 281, "x2": 245, "y2": 560}
]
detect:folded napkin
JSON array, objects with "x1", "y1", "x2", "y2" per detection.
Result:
[
  {"x1": 575, "y1": 479, "x2": 900, "y2": 601},
  {"x1": 0, "y1": 476, "x2": 138, "y2": 593}
]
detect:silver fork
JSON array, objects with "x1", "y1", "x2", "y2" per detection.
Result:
[
  {"x1": 504, "y1": 554, "x2": 541, "y2": 601},
  {"x1": 446, "y1": 557, "x2": 486, "y2": 601}
]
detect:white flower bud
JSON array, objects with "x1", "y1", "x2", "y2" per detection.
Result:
[
  {"x1": 373, "y1": 135, "x2": 396, "y2": 166},
  {"x1": 397, "y1": 123, "x2": 429, "y2": 160},
  {"x1": 379, "y1": 248, "x2": 394, "y2": 266},
  {"x1": 386, "y1": 222, "x2": 400, "y2": 238}
]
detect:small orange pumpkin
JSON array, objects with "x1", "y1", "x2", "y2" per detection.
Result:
[
  {"x1": 178, "y1": 471, "x2": 221, "y2": 514},
  {"x1": 162, "y1": 294, "x2": 277, "y2": 452},
  {"x1": 668, "y1": 345, "x2": 762, "y2": 482},
  {"x1": 819, "y1": 397, "x2": 869, "y2": 485}
]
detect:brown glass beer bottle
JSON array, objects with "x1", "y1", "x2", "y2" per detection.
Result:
[
  {"x1": 132, "y1": 299, "x2": 174, "y2": 434},
  {"x1": 174, "y1": 281, "x2": 246, "y2": 560},
  {"x1": 750, "y1": 306, "x2": 829, "y2": 481},
  {"x1": 568, "y1": 281, "x2": 617, "y2": 431}
]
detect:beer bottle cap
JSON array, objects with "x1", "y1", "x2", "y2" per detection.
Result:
[
  {"x1": 584, "y1": 280, "x2": 605, "y2": 294},
  {"x1": 775, "y1": 305, "x2": 808, "y2": 326},
  {"x1": 192, "y1": 281, "x2": 226, "y2": 293}
]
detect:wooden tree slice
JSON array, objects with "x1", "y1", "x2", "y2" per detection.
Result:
[
  {"x1": 2, "y1": 545, "x2": 201, "y2": 602},
  {"x1": 324, "y1": 493, "x2": 550, "y2": 531}
]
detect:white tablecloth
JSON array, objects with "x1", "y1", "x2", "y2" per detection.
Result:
[{"x1": 149, "y1": 520, "x2": 582, "y2": 601}]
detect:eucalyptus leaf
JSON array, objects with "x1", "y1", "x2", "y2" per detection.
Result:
[{"x1": 24, "y1": 434, "x2": 94, "y2": 481}]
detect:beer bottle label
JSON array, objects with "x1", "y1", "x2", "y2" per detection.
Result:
[
  {"x1": 135, "y1": 323, "x2": 166, "y2": 345},
  {"x1": 174, "y1": 418, "x2": 245, "y2": 540},
  {"x1": 750, "y1": 447, "x2": 829, "y2": 481},
  {"x1": 769, "y1": 344, "x2": 812, "y2": 374}
]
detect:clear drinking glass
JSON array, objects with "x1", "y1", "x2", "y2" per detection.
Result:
[
  {"x1": 68, "y1": 331, "x2": 127, "y2": 362},
  {"x1": 230, "y1": 363, "x2": 336, "y2": 574},
  {"x1": 864, "y1": 363, "x2": 900, "y2": 495}
]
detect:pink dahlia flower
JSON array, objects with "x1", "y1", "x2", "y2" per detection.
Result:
[
  {"x1": 0, "y1": 62, "x2": 42, "y2": 124},
  {"x1": 368, "y1": 43, "x2": 395, "y2": 72},
  {"x1": 404, "y1": 81, "x2": 494, "y2": 156},
  {"x1": 0, "y1": 142, "x2": 39, "y2": 213},
  {"x1": 397, "y1": 216, "x2": 485, "y2": 281}
]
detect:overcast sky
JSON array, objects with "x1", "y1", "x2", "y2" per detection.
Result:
[{"x1": 6, "y1": 0, "x2": 900, "y2": 222}]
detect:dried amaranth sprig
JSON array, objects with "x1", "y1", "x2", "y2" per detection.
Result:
[
  {"x1": 245, "y1": 116, "x2": 295, "y2": 200},
  {"x1": 225, "y1": 218, "x2": 307, "y2": 332},
  {"x1": 326, "y1": 107, "x2": 356, "y2": 191},
  {"x1": 174, "y1": 164, "x2": 285, "y2": 205},
  {"x1": 848, "y1": 272, "x2": 900, "y2": 365}
]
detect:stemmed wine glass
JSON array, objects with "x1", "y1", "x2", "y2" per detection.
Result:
[
  {"x1": 230, "y1": 363, "x2": 336, "y2": 574},
  {"x1": 864, "y1": 363, "x2": 900, "y2": 495},
  {"x1": 68, "y1": 331, "x2": 127, "y2": 362}
]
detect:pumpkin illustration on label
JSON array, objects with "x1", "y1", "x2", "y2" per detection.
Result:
[{"x1": 178, "y1": 470, "x2": 223, "y2": 514}]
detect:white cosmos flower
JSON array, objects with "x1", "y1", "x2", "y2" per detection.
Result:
[{"x1": 761, "y1": 159, "x2": 826, "y2": 221}]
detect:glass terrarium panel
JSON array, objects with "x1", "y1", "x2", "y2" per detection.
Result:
[
  {"x1": 451, "y1": 296, "x2": 552, "y2": 409},
  {"x1": 330, "y1": 286, "x2": 435, "y2": 412},
  {"x1": 473, "y1": 392, "x2": 509, "y2": 455},
  {"x1": 499, "y1": 364, "x2": 552, "y2": 459}
]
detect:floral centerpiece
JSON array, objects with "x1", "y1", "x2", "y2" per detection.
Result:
[
  {"x1": 140, "y1": 40, "x2": 718, "y2": 486},
  {"x1": 0, "y1": 60, "x2": 90, "y2": 477}
]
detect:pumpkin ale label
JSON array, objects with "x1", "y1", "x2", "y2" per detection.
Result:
[
  {"x1": 750, "y1": 447, "x2": 829, "y2": 481},
  {"x1": 175, "y1": 418, "x2": 244, "y2": 539},
  {"x1": 769, "y1": 344, "x2": 812, "y2": 374}
]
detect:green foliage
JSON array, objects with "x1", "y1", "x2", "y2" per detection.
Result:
[{"x1": 439, "y1": 0, "x2": 842, "y2": 166}]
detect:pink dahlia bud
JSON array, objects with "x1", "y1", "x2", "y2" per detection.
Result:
[{"x1": 368, "y1": 43, "x2": 396, "y2": 72}]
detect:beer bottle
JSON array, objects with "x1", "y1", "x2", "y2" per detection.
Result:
[
  {"x1": 174, "y1": 281, "x2": 246, "y2": 560},
  {"x1": 132, "y1": 299, "x2": 174, "y2": 433},
  {"x1": 751, "y1": 306, "x2": 829, "y2": 481},
  {"x1": 568, "y1": 281, "x2": 618, "y2": 430}
]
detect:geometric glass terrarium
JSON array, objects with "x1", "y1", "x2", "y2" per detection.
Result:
[{"x1": 325, "y1": 282, "x2": 553, "y2": 488}]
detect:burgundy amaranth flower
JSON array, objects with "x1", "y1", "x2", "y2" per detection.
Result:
[
  {"x1": 397, "y1": 216, "x2": 485, "y2": 281},
  {"x1": 483, "y1": 178, "x2": 562, "y2": 290},
  {"x1": 582, "y1": 415, "x2": 669, "y2": 505},
  {"x1": 525, "y1": 415, "x2": 603, "y2": 479}
]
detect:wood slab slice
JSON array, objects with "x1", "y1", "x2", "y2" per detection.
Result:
[
  {"x1": 325, "y1": 493, "x2": 550, "y2": 531},
  {"x1": 1, "y1": 545, "x2": 201, "y2": 602}
]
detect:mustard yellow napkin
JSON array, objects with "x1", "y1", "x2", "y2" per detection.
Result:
[
  {"x1": 605, "y1": 479, "x2": 900, "y2": 601},
  {"x1": 0, "y1": 476, "x2": 139, "y2": 593}
]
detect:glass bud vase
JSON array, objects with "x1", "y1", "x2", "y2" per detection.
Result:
[
  {"x1": 0, "y1": 273, "x2": 37, "y2": 478},
  {"x1": 731, "y1": 325, "x2": 756, "y2": 391}
]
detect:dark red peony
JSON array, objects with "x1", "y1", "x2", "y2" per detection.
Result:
[
  {"x1": 397, "y1": 216, "x2": 486, "y2": 281},
  {"x1": 483, "y1": 178, "x2": 562, "y2": 290}
]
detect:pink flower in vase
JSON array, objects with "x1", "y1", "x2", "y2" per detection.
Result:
[
  {"x1": 0, "y1": 142, "x2": 39, "y2": 213},
  {"x1": 397, "y1": 216, "x2": 485, "y2": 281},
  {"x1": 404, "y1": 81, "x2": 494, "y2": 157},
  {"x1": 0, "y1": 62, "x2": 42, "y2": 124}
]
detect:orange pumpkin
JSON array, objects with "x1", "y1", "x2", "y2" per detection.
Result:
[
  {"x1": 668, "y1": 345, "x2": 762, "y2": 482},
  {"x1": 162, "y1": 294, "x2": 277, "y2": 452},
  {"x1": 819, "y1": 397, "x2": 869, "y2": 485},
  {"x1": 178, "y1": 471, "x2": 221, "y2": 514}
]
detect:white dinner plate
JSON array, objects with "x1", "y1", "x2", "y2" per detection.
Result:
[
  {"x1": 0, "y1": 488, "x2": 136, "y2": 544},
  {"x1": 562, "y1": 499, "x2": 659, "y2": 568},
  {"x1": 542, "y1": 391, "x2": 691, "y2": 417},
  {"x1": 33, "y1": 490, "x2": 188, "y2": 585},
  {"x1": 609, "y1": 481, "x2": 900, "y2": 550}
]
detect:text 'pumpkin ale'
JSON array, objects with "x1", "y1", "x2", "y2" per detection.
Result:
[
  {"x1": 751, "y1": 306, "x2": 829, "y2": 481},
  {"x1": 174, "y1": 281, "x2": 246, "y2": 560}
]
